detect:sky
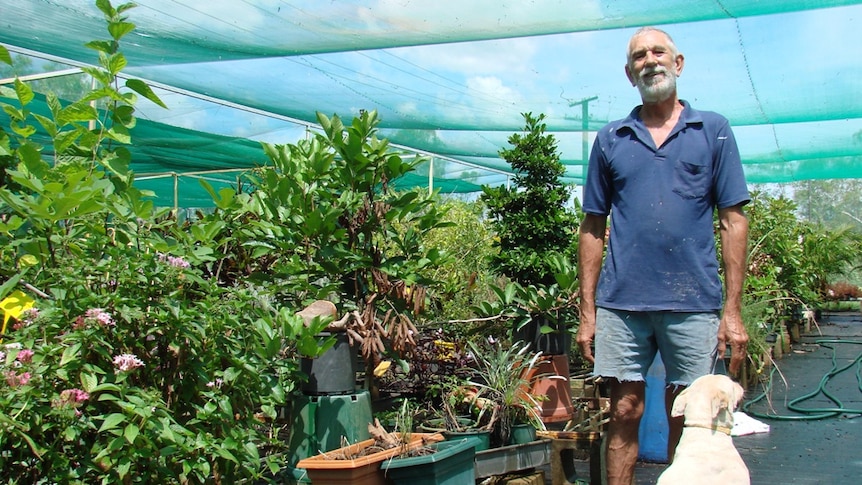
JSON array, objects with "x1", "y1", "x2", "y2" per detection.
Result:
[{"x1": 6, "y1": 0, "x2": 861, "y2": 186}]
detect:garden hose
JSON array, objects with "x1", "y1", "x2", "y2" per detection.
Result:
[{"x1": 742, "y1": 339, "x2": 862, "y2": 421}]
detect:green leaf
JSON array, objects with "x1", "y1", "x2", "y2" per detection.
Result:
[
  {"x1": 17, "y1": 430, "x2": 46, "y2": 458},
  {"x1": 223, "y1": 367, "x2": 240, "y2": 383},
  {"x1": 199, "y1": 178, "x2": 237, "y2": 210},
  {"x1": 17, "y1": 142, "x2": 45, "y2": 172},
  {"x1": 84, "y1": 40, "x2": 114, "y2": 54},
  {"x1": 123, "y1": 423, "x2": 140, "y2": 444},
  {"x1": 117, "y1": 458, "x2": 132, "y2": 480},
  {"x1": 0, "y1": 273, "x2": 22, "y2": 300},
  {"x1": 80, "y1": 65, "x2": 112, "y2": 86},
  {"x1": 60, "y1": 343, "x2": 82, "y2": 368},
  {"x1": 126, "y1": 79, "x2": 167, "y2": 108},
  {"x1": 98, "y1": 413, "x2": 127, "y2": 433},
  {"x1": 112, "y1": 104, "x2": 136, "y2": 128},
  {"x1": 106, "y1": 52, "x2": 128, "y2": 75},
  {"x1": 105, "y1": 123, "x2": 132, "y2": 144},
  {"x1": 80, "y1": 372, "x2": 98, "y2": 393},
  {"x1": 13, "y1": 79, "x2": 34, "y2": 106},
  {"x1": 92, "y1": 383, "x2": 123, "y2": 393},
  {"x1": 95, "y1": 0, "x2": 116, "y2": 16},
  {"x1": 57, "y1": 102, "x2": 99, "y2": 124},
  {"x1": 63, "y1": 425, "x2": 78, "y2": 441},
  {"x1": 32, "y1": 113, "x2": 58, "y2": 138},
  {"x1": 0, "y1": 45, "x2": 11, "y2": 65},
  {"x1": 108, "y1": 21, "x2": 136, "y2": 42},
  {"x1": 10, "y1": 122, "x2": 36, "y2": 139},
  {"x1": 215, "y1": 446, "x2": 239, "y2": 463}
]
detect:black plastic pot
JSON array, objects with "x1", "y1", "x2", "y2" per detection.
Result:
[
  {"x1": 512, "y1": 318, "x2": 571, "y2": 355},
  {"x1": 300, "y1": 331, "x2": 356, "y2": 395}
]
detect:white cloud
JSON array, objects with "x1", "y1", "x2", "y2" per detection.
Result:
[
  {"x1": 466, "y1": 76, "x2": 522, "y2": 106},
  {"x1": 400, "y1": 37, "x2": 539, "y2": 76}
]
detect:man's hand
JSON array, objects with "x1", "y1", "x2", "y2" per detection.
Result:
[
  {"x1": 718, "y1": 309, "x2": 748, "y2": 376},
  {"x1": 576, "y1": 313, "x2": 596, "y2": 364}
]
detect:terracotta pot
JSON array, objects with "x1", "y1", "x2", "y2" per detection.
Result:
[
  {"x1": 295, "y1": 432, "x2": 444, "y2": 485},
  {"x1": 522, "y1": 354, "x2": 574, "y2": 423}
]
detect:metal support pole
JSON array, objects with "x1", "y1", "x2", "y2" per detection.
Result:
[{"x1": 568, "y1": 96, "x2": 598, "y2": 163}]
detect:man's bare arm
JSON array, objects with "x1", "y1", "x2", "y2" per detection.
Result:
[
  {"x1": 577, "y1": 213, "x2": 608, "y2": 364},
  {"x1": 718, "y1": 204, "x2": 749, "y2": 376}
]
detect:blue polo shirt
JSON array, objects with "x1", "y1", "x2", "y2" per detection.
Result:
[{"x1": 582, "y1": 101, "x2": 749, "y2": 312}]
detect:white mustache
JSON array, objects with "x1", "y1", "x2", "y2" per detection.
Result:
[{"x1": 641, "y1": 67, "x2": 667, "y2": 79}]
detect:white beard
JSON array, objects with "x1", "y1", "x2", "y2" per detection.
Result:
[{"x1": 636, "y1": 67, "x2": 677, "y2": 103}]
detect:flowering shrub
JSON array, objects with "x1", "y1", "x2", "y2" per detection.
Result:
[
  {"x1": 1, "y1": 269, "x2": 324, "y2": 483},
  {"x1": 0, "y1": 2, "x2": 328, "y2": 483},
  {"x1": 2, "y1": 1, "x2": 451, "y2": 482}
]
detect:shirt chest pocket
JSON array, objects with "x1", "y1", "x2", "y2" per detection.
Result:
[{"x1": 672, "y1": 160, "x2": 711, "y2": 199}]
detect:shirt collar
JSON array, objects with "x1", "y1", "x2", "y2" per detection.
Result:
[
  {"x1": 617, "y1": 100, "x2": 703, "y2": 147},
  {"x1": 619, "y1": 99, "x2": 703, "y2": 132}
]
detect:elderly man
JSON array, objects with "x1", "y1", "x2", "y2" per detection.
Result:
[{"x1": 576, "y1": 27, "x2": 750, "y2": 485}]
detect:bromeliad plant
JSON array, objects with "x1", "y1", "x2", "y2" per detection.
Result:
[
  {"x1": 0, "y1": 2, "x2": 327, "y2": 483},
  {"x1": 465, "y1": 339, "x2": 545, "y2": 447}
]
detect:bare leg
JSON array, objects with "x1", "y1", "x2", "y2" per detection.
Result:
[
  {"x1": 665, "y1": 385, "x2": 685, "y2": 463},
  {"x1": 606, "y1": 379, "x2": 645, "y2": 485}
]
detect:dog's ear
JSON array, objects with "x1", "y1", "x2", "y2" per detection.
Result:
[
  {"x1": 711, "y1": 378, "x2": 745, "y2": 417},
  {"x1": 711, "y1": 391, "x2": 730, "y2": 418},
  {"x1": 671, "y1": 387, "x2": 690, "y2": 417}
]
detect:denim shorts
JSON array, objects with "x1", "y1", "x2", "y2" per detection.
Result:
[{"x1": 593, "y1": 307, "x2": 722, "y2": 386}]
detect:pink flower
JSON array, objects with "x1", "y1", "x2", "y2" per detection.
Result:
[
  {"x1": 4, "y1": 370, "x2": 32, "y2": 387},
  {"x1": 83, "y1": 308, "x2": 115, "y2": 327},
  {"x1": 60, "y1": 388, "x2": 89, "y2": 404},
  {"x1": 12, "y1": 308, "x2": 39, "y2": 330},
  {"x1": 53, "y1": 388, "x2": 89, "y2": 412},
  {"x1": 113, "y1": 353, "x2": 144, "y2": 372},
  {"x1": 16, "y1": 349, "x2": 34, "y2": 364},
  {"x1": 158, "y1": 253, "x2": 190, "y2": 269}
]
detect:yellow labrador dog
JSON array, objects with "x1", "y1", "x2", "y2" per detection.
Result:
[{"x1": 656, "y1": 374, "x2": 750, "y2": 485}]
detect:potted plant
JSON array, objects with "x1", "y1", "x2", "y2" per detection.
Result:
[
  {"x1": 479, "y1": 112, "x2": 581, "y2": 355},
  {"x1": 464, "y1": 340, "x2": 555, "y2": 480},
  {"x1": 257, "y1": 110, "x2": 451, "y2": 401},
  {"x1": 378, "y1": 400, "x2": 479, "y2": 485},
  {"x1": 464, "y1": 339, "x2": 546, "y2": 448},
  {"x1": 473, "y1": 255, "x2": 579, "y2": 423},
  {"x1": 295, "y1": 416, "x2": 444, "y2": 485},
  {"x1": 380, "y1": 437, "x2": 478, "y2": 485},
  {"x1": 418, "y1": 377, "x2": 495, "y2": 451}
]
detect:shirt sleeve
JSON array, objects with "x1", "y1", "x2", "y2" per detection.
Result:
[
  {"x1": 712, "y1": 118, "x2": 750, "y2": 209},
  {"x1": 582, "y1": 131, "x2": 613, "y2": 216}
]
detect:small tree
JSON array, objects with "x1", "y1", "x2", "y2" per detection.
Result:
[
  {"x1": 478, "y1": 113, "x2": 580, "y2": 347},
  {"x1": 481, "y1": 112, "x2": 578, "y2": 286}
]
